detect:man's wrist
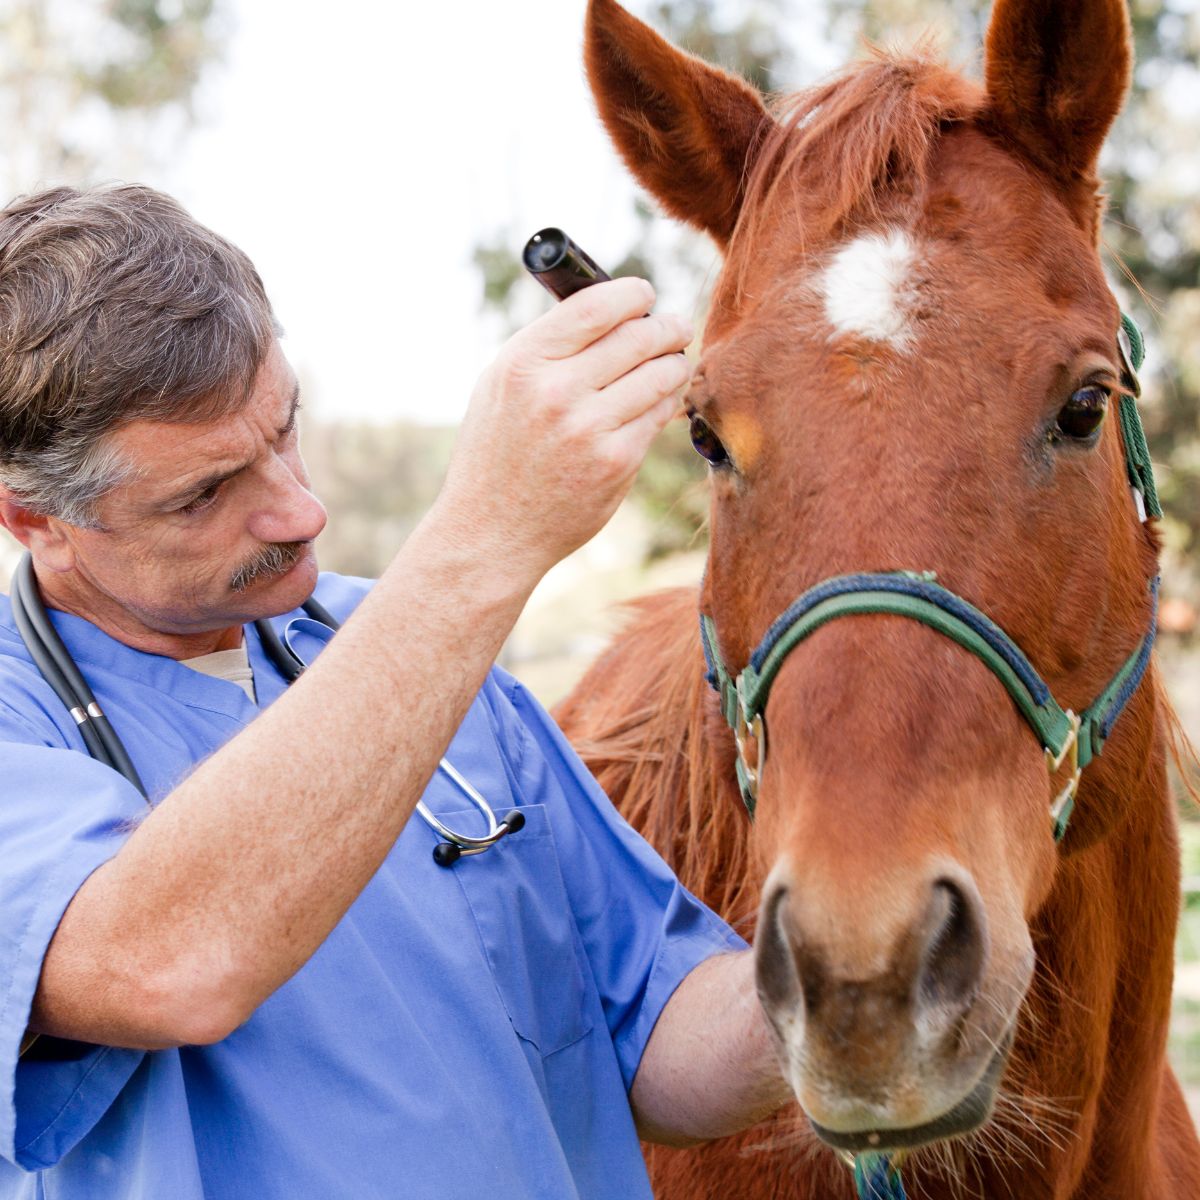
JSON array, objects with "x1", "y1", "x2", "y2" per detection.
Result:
[{"x1": 413, "y1": 494, "x2": 554, "y2": 604}]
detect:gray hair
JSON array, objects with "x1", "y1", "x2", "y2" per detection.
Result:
[{"x1": 0, "y1": 184, "x2": 279, "y2": 527}]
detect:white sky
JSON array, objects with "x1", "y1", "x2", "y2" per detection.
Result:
[{"x1": 177, "y1": 0, "x2": 652, "y2": 425}]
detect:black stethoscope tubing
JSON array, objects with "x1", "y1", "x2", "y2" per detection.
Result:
[
  {"x1": 9, "y1": 552, "x2": 523, "y2": 865},
  {"x1": 12, "y1": 554, "x2": 148, "y2": 796},
  {"x1": 252, "y1": 593, "x2": 342, "y2": 684}
]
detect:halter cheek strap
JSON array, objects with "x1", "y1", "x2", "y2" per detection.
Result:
[{"x1": 700, "y1": 316, "x2": 1161, "y2": 844}]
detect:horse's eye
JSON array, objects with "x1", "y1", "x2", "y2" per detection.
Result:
[
  {"x1": 1054, "y1": 385, "x2": 1109, "y2": 442},
  {"x1": 689, "y1": 414, "x2": 729, "y2": 466}
]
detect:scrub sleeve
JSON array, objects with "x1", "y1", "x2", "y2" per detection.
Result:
[{"x1": 0, "y1": 714, "x2": 145, "y2": 1171}]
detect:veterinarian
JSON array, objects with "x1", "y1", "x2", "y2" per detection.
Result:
[{"x1": 0, "y1": 185, "x2": 790, "y2": 1199}]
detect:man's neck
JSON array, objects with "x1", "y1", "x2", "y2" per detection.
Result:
[{"x1": 32, "y1": 564, "x2": 244, "y2": 660}]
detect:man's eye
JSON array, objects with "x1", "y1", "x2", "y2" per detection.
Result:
[{"x1": 178, "y1": 483, "x2": 221, "y2": 515}]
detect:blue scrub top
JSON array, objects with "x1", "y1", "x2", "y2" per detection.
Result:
[{"x1": 0, "y1": 574, "x2": 743, "y2": 1199}]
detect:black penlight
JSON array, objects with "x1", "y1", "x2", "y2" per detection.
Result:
[{"x1": 522, "y1": 227, "x2": 612, "y2": 301}]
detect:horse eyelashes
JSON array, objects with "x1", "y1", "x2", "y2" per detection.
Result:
[
  {"x1": 688, "y1": 413, "x2": 731, "y2": 467},
  {"x1": 1052, "y1": 385, "x2": 1109, "y2": 443}
]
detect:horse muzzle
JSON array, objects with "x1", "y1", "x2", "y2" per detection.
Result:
[{"x1": 754, "y1": 861, "x2": 1035, "y2": 1152}]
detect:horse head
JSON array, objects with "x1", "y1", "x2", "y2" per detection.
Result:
[{"x1": 585, "y1": 0, "x2": 1160, "y2": 1157}]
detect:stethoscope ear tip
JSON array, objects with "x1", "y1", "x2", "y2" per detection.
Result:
[
  {"x1": 430, "y1": 808, "x2": 526, "y2": 868},
  {"x1": 433, "y1": 842, "x2": 463, "y2": 868}
]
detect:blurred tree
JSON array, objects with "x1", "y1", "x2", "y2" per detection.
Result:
[
  {"x1": 302, "y1": 420, "x2": 456, "y2": 580},
  {"x1": 0, "y1": 0, "x2": 227, "y2": 195},
  {"x1": 0, "y1": 0, "x2": 230, "y2": 588},
  {"x1": 1105, "y1": 0, "x2": 1200, "y2": 598},
  {"x1": 474, "y1": 0, "x2": 796, "y2": 560}
]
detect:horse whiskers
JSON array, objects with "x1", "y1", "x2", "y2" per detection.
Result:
[{"x1": 735, "y1": 1107, "x2": 822, "y2": 1158}]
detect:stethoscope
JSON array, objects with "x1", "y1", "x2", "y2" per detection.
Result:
[{"x1": 9, "y1": 553, "x2": 524, "y2": 868}]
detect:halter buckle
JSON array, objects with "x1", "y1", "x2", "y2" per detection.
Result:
[
  {"x1": 1045, "y1": 711, "x2": 1080, "y2": 775},
  {"x1": 1117, "y1": 324, "x2": 1142, "y2": 397},
  {"x1": 1046, "y1": 711, "x2": 1082, "y2": 833},
  {"x1": 734, "y1": 679, "x2": 767, "y2": 802}
]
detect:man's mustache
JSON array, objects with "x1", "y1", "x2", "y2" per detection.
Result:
[{"x1": 229, "y1": 542, "x2": 308, "y2": 593}]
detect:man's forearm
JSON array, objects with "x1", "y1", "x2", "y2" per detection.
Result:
[
  {"x1": 631, "y1": 950, "x2": 792, "y2": 1146},
  {"x1": 32, "y1": 512, "x2": 535, "y2": 1048}
]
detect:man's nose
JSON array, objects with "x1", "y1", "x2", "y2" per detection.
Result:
[{"x1": 247, "y1": 457, "x2": 328, "y2": 545}]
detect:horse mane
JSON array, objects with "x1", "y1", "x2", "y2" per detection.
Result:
[
  {"x1": 1159, "y1": 673, "x2": 1200, "y2": 812},
  {"x1": 725, "y1": 46, "x2": 984, "y2": 302},
  {"x1": 555, "y1": 587, "x2": 761, "y2": 936}
]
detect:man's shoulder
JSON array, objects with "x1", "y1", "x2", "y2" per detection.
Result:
[{"x1": 0, "y1": 592, "x2": 65, "y2": 736}]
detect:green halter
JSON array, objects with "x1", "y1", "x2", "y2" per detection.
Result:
[{"x1": 699, "y1": 315, "x2": 1161, "y2": 845}]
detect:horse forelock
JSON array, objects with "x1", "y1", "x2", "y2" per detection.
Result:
[{"x1": 722, "y1": 48, "x2": 983, "y2": 310}]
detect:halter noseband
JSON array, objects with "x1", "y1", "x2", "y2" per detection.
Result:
[{"x1": 700, "y1": 316, "x2": 1161, "y2": 844}]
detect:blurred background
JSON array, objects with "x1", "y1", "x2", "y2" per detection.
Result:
[{"x1": 0, "y1": 0, "x2": 1198, "y2": 1115}]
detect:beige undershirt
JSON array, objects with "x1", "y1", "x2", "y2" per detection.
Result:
[{"x1": 180, "y1": 643, "x2": 257, "y2": 704}]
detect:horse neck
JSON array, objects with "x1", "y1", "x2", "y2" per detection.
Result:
[{"x1": 1004, "y1": 669, "x2": 1182, "y2": 1192}]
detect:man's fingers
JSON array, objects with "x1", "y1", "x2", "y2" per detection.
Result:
[
  {"x1": 524, "y1": 277, "x2": 657, "y2": 360},
  {"x1": 574, "y1": 312, "x2": 693, "y2": 393},
  {"x1": 606, "y1": 390, "x2": 684, "y2": 468},
  {"x1": 593, "y1": 352, "x2": 691, "y2": 432}
]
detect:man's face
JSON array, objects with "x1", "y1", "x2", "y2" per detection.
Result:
[{"x1": 51, "y1": 340, "x2": 327, "y2": 644}]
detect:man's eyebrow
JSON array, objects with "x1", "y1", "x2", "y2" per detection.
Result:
[
  {"x1": 159, "y1": 383, "x2": 302, "y2": 508},
  {"x1": 160, "y1": 463, "x2": 245, "y2": 508}
]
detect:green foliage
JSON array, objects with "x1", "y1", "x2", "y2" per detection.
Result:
[
  {"x1": 634, "y1": 417, "x2": 709, "y2": 560},
  {"x1": 473, "y1": 237, "x2": 527, "y2": 312},
  {"x1": 1106, "y1": 1, "x2": 1200, "y2": 588},
  {"x1": 646, "y1": 0, "x2": 793, "y2": 92},
  {"x1": 89, "y1": 0, "x2": 218, "y2": 110}
]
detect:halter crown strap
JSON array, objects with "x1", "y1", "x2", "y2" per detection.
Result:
[{"x1": 1118, "y1": 314, "x2": 1162, "y2": 521}]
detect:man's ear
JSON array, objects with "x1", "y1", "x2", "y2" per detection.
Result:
[{"x1": 0, "y1": 490, "x2": 76, "y2": 571}]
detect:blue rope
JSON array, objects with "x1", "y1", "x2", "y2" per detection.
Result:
[
  {"x1": 854, "y1": 1154, "x2": 907, "y2": 1199},
  {"x1": 1096, "y1": 575, "x2": 1159, "y2": 741}
]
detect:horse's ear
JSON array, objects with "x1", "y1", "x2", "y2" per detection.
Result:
[
  {"x1": 983, "y1": 0, "x2": 1131, "y2": 199},
  {"x1": 585, "y1": 0, "x2": 771, "y2": 247}
]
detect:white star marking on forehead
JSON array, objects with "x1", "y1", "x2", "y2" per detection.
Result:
[{"x1": 820, "y1": 229, "x2": 918, "y2": 350}]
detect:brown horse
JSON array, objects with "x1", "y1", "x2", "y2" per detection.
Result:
[{"x1": 554, "y1": 0, "x2": 1200, "y2": 1196}]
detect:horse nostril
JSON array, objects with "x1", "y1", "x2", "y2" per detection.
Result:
[
  {"x1": 917, "y1": 879, "x2": 988, "y2": 1018},
  {"x1": 755, "y1": 883, "x2": 802, "y2": 1013}
]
